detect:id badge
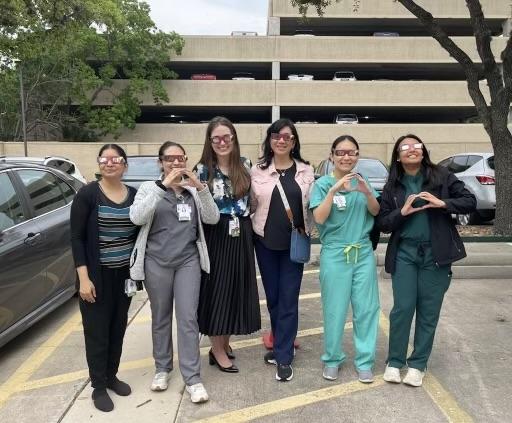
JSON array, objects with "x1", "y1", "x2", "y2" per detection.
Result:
[
  {"x1": 229, "y1": 216, "x2": 240, "y2": 237},
  {"x1": 177, "y1": 203, "x2": 192, "y2": 221},
  {"x1": 124, "y1": 278, "x2": 137, "y2": 297},
  {"x1": 333, "y1": 194, "x2": 347, "y2": 211}
]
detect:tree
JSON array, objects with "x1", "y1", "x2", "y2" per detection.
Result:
[
  {"x1": 0, "y1": 0, "x2": 184, "y2": 141},
  {"x1": 291, "y1": 0, "x2": 512, "y2": 235}
]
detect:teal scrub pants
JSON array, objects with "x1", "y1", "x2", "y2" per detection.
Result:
[
  {"x1": 388, "y1": 240, "x2": 452, "y2": 371},
  {"x1": 319, "y1": 241, "x2": 380, "y2": 370}
]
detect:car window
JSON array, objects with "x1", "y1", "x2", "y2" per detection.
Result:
[
  {"x1": 47, "y1": 159, "x2": 75, "y2": 175},
  {"x1": 448, "y1": 156, "x2": 468, "y2": 173},
  {"x1": 355, "y1": 160, "x2": 388, "y2": 178},
  {"x1": 438, "y1": 158, "x2": 452, "y2": 168},
  {"x1": 16, "y1": 170, "x2": 67, "y2": 216},
  {"x1": 55, "y1": 177, "x2": 76, "y2": 203},
  {"x1": 487, "y1": 156, "x2": 495, "y2": 170},
  {"x1": 124, "y1": 157, "x2": 160, "y2": 177},
  {"x1": 466, "y1": 155, "x2": 482, "y2": 167},
  {"x1": 0, "y1": 172, "x2": 26, "y2": 231}
]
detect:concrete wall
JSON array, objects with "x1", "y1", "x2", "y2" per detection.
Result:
[
  {"x1": 95, "y1": 80, "x2": 488, "y2": 107},
  {"x1": 1, "y1": 124, "x2": 494, "y2": 180},
  {"x1": 271, "y1": 0, "x2": 510, "y2": 19},
  {"x1": 170, "y1": 36, "x2": 507, "y2": 64}
]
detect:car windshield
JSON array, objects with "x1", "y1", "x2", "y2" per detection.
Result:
[
  {"x1": 124, "y1": 157, "x2": 160, "y2": 176},
  {"x1": 355, "y1": 160, "x2": 388, "y2": 178},
  {"x1": 487, "y1": 156, "x2": 495, "y2": 170}
]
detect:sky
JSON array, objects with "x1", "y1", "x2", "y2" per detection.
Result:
[{"x1": 145, "y1": 0, "x2": 268, "y2": 35}]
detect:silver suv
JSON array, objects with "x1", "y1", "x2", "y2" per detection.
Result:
[{"x1": 438, "y1": 153, "x2": 495, "y2": 225}]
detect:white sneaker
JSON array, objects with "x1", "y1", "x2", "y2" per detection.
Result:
[
  {"x1": 150, "y1": 372, "x2": 170, "y2": 391},
  {"x1": 403, "y1": 368, "x2": 425, "y2": 387},
  {"x1": 186, "y1": 383, "x2": 209, "y2": 403},
  {"x1": 383, "y1": 365, "x2": 401, "y2": 384}
]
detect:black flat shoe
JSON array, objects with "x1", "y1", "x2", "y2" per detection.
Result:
[
  {"x1": 209, "y1": 349, "x2": 239, "y2": 373},
  {"x1": 226, "y1": 345, "x2": 236, "y2": 360},
  {"x1": 107, "y1": 376, "x2": 131, "y2": 396},
  {"x1": 92, "y1": 388, "x2": 114, "y2": 412}
]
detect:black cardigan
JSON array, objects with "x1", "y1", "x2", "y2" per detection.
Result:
[
  {"x1": 70, "y1": 181, "x2": 137, "y2": 300},
  {"x1": 376, "y1": 167, "x2": 476, "y2": 274}
]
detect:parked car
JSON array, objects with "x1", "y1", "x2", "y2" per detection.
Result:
[
  {"x1": 0, "y1": 162, "x2": 83, "y2": 348},
  {"x1": 296, "y1": 120, "x2": 319, "y2": 124},
  {"x1": 232, "y1": 72, "x2": 255, "y2": 80},
  {"x1": 288, "y1": 74, "x2": 314, "y2": 81},
  {"x1": 231, "y1": 31, "x2": 257, "y2": 36},
  {"x1": 190, "y1": 74, "x2": 216, "y2": 80},
  {"x1": 0, "y1": 156, "x2": 86, "y2": 183},
  {"x1": 373, "y1": 32, "x2": 400, "y2": 37},
  {"x1": 294, "y1": 29, "x2": 315, "y2": 37},
  {"x1": 315, "y1": 158, "x2": 389, "y2": 193},
  {"x1": 334, "y1": 114, "x2": 359, "y2": 124},
  {"x1": 120, "y1": 156, "x2": 160, "y2": 189},
  {"x1": 333, "y1": 71, "x2": 356, "y2": 81},
  {"x1": 438, "y1": 153, "x2": 495, "y2": 225}
]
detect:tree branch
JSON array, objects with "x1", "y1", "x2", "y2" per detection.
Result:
[
  {"x1": 501, "y1": 34, "x2": 512, "y2": 104},
  {"x1": 396, "y1": 0, "x2": 492, "y2": 132}
]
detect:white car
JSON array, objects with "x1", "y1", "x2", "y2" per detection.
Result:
[
  {"x1": 0, "y1": 156, "x2": 87, "y2": 183},
  {"x1": 288, "y1": 74, "x2": 314, "y2": 81},
  {"x1": 232, "y1": 72, "x2": 255, "y2": 80},
  {"x1": 334, "y1": 114, "x2": 359, "y2": 124},
  {"x1": 333, "y1": 71, "x2": 356, "y2": 81}
]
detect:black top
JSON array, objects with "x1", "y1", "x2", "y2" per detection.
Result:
[
  {"x1": 261, "y1": 163, "x2": 304, "y2": 250},
  {"x1": 376, "y1": 167, "x2": 476, "y2": 274},
  {"x1": 70, "y1": 182, "x2": 137, "y2": 300}
]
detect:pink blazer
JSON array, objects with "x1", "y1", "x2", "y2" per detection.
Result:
[{"x1": 250, "y1": 159, "x2": 315, "y2": 237}]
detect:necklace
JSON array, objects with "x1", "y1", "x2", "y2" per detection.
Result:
[{"x1": 276, "y1": 169, "x2": 286, "y2": 177}]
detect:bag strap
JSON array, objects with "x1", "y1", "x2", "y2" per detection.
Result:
[{"x1": 276, "y1": 179, "x2": 295, "y2": 229}]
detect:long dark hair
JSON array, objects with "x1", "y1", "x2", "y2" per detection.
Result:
[
  {"x1": 386, "y1": 134, "x2": 441, "y2": 189},
  {"x1": 258, "y1": 118, "x2": 310, "y2": 170},
  {"x1": 197, "y1": 116, "x2": 250, "y2": 199}
]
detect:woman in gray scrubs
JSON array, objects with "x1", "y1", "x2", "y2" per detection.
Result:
[{"x1": 129, "y1": 141, "x2": 219, "y2": 404}]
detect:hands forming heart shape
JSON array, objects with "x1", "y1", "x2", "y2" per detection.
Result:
[
  {"x1": 401, "y1": 192, "x2": 446, "y2": 216},
  {"x1": 331, "y1": 173, "x2": 372, "y2": 195}
]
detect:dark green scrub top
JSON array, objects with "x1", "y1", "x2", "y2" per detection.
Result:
[{"x1": 400, "y1": 172, "x2": 430, "y2": 242}]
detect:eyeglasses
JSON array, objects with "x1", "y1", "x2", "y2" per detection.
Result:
[
  {"x1": 210, "y1": 134, "x2": 234, "y2": 144},
  {"x1": 97, "y1": 156, "x2": 125, "y2": 165},
  {"x1": 271, "y1": 133, "x2": 295, "y2": 143},
  {"x1": 398, "y1": 143, "x2": 423, "y2": 152},
  {"x1": 160, "y1": 154, "x2": 187, "y2": 163},
  {"x1": 333, "y1": 150, "x2": 359, "y2": 157}
]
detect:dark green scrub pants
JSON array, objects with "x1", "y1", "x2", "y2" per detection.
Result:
[{"x1": 387, "y1": 240, "x2": 452, "y2": 371}]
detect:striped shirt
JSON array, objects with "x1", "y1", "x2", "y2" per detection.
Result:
[{"x1": 98, "y1": 198, "x2": 137, "y2": 268}]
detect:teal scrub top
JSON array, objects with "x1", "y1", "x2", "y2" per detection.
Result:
[{"x1": 310, "y1": 175, "x2": 379, "y2": 246}]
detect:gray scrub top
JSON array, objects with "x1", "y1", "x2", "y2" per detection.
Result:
[{"x1": 145, "y1": 189, "x2": 199, "y2": 268}]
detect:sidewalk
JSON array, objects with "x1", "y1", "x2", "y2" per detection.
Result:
[{"x1": 60, "y1": 241, "x2": 512, "y2": 422}]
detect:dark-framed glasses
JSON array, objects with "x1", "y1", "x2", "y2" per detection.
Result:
[
  {"x1": 398, "y1": 143, "x2": 423, "y2": 152},
  {"x1": 160, "y1": 154, "x2": 187, "y2": 163},
  {"x1": 210, "y1": 134, "x2": 234, "y2": 144},
  {"x1": 97, "y1": 156, "x2": 125, "y2": 165},
  {"x1": 271, "y1": 133, "x2": 295, "y2": 143},
  {"x1": 333, "y1": 149, "x2": 359, "y2": 157}
]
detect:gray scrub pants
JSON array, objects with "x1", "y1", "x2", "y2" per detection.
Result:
[{"x1": 144, "y1": 254, "x2": 201, "y2": 386}]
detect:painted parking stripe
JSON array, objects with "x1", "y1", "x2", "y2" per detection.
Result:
[
  {"x1": 195, "y1": 378, "x2": 386, "y2": 423},
  {"x1": 378, "y1": 313, "x2": 473, "y2": 423},
  {"x1": 0, "y1": 311, "x2": 82, "y2": 409}
]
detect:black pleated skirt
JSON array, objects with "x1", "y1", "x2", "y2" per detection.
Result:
[{"x1": 198, "y1": 215, "x2": 261, "y2": 336}]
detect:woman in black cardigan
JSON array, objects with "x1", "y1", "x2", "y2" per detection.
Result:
[{"x1": 71, "y1": 144, "x2": 137, "y2": 412}]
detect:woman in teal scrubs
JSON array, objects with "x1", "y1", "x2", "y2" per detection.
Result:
[{"x1": 310, "y1": 135, "x2": 380, "y2": 383}]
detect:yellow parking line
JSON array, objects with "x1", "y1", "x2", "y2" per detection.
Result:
[
  {"x1": 0, "y1": 311, "x2": 82, "y2": 409},
  {"x1": 378, "y1": 312, "x2": 473, "y2": 423},
  {"x1": 19, "y1": 322, "x2": 351, "y2": 393},
  {"x1": 195, "y1": 378, "x2": 386, "y2": 423}
]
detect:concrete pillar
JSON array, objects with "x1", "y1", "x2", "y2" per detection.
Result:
[
  {"x1": 267, "y1": 17, "x2": 280, "y2": 36},
  {"x1": 502, "y1": 18, "x2": 511, "y2": 37},
  {"x1": 272, "y1": 61, "x2": 280, "y2": 80},
  {"x1": 272, "y1": 105, "x2": 280, "y2": 122}
]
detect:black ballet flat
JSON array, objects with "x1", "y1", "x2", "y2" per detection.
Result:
[
  {"x1": 209, "y1": 349, "x2": 239, "y2": 373},
  {"x1": 226, "y1": 345, "x2": 236, "y2": 360}
]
